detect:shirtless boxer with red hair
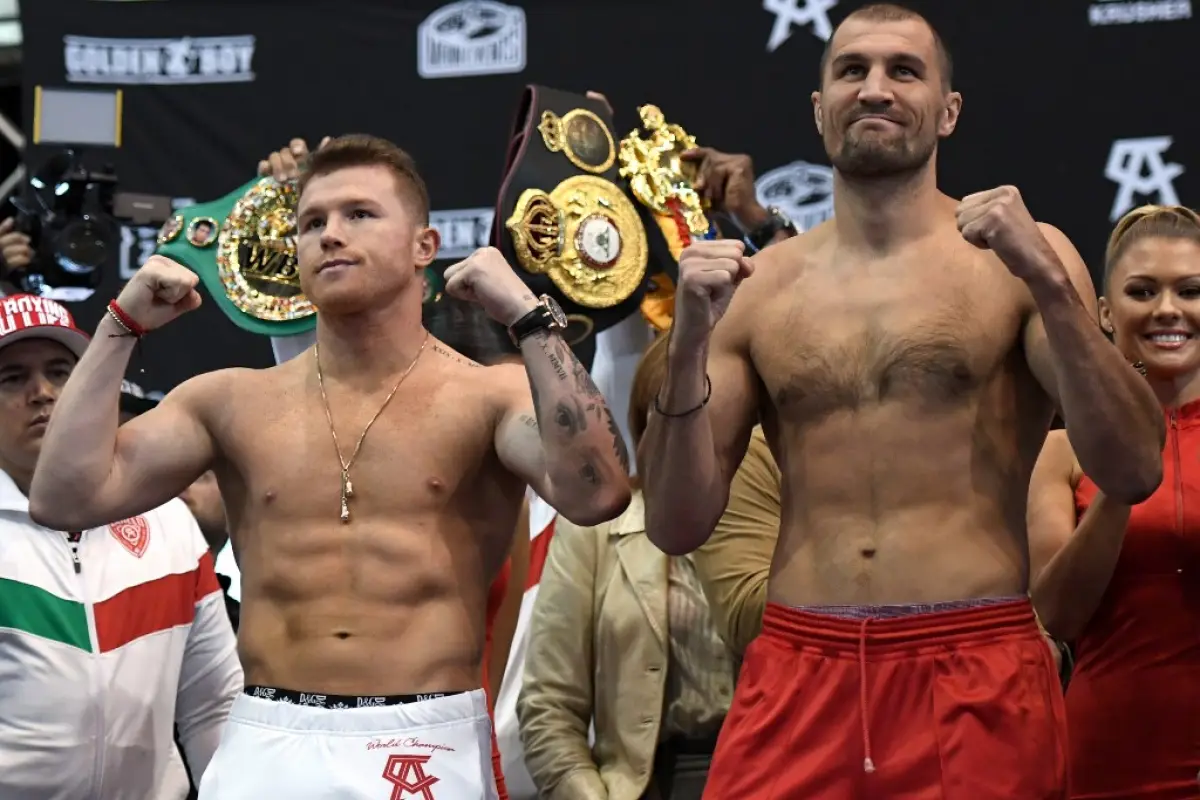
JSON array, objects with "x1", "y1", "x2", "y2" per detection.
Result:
[{"x1": 31, "y1": 133, "x2": 631, "y2": 799}]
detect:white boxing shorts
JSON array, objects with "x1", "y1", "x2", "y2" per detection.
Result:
[{"x1": 197, "y1": 687, "x2": 498, "y2": 799}]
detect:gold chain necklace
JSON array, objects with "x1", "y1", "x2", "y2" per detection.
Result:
[{"x1": 316, "y1": 331, "x2": 429, "y2": 523}]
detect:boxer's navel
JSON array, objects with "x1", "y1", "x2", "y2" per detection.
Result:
[
  {"x1": 333, "y1": 631, "x2": 351, "y2": 640},
  {"x1": 264, "y1": 490, "x2": 277, "y2": 503},
  {"x1": 427, "y1": 477, "x2": 445, "y2": 493},
  {"x1": 860, "y1": 548, "x2": 877, "y2": 559}
]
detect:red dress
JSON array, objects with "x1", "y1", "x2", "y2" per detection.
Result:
[{"x1": 1069, "y1": 399, "x2": 1200, "y2": 798}]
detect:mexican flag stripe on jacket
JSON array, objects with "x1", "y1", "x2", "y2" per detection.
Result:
[
  {"x1": 0, "y1": 567, "x2": 222, "y2": 654},
  {"x1": 0, "y1": 577, "x2": 90, "y2": 650}
]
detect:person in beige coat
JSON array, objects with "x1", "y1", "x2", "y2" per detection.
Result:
[{"x1": 517, "y1": 335, "x2": 737, "y2": 800}]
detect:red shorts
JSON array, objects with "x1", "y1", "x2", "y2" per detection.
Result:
[{"x1": 703, "y1": 599, "x2": 1068, "y2": 799}]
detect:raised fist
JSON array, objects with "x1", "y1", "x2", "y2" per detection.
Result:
[
  {"x1": 114, "y1": 255, "x2": 203, "y2": 331},
  {"x1": 672, "y1": 239, "x2": 755, "y2": 351},
  {"x1": 256, "y1": 136, "x2": 332, "y2": 183},
  {"x1": 443, "y1": 247, "x2": 538, "y2": 326},
  {"x1": 956, "y1": 186, "x2": 1058, "y2": 283}
]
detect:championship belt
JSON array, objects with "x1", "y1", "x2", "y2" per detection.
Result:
[
  {"x1": 492, "y1": 85, "x2": 650, "y2": 358},
  {"x1": 155, "y1": 177, "x2": 441, "y2": 338},
  {"x1": 154, "y1": 177, "x2": 314, "y2": 337},
  {"x1": 618, "y1": 104, "x2": 718, "y2": 332}
]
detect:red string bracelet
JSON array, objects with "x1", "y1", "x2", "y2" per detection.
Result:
[{"x1": 106, "y1": 299, "x2": 147, "y2": 339}]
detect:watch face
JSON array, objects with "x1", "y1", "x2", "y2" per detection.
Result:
[{"x1": 540, "y1": 294, "x2": 568, "y2": 330}]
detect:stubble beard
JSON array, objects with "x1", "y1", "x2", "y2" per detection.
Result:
[{"x1": 828, "y1": 125, "x2": 936, "y2": 179}]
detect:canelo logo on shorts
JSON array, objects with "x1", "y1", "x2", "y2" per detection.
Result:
[{"x1": 382, "y1": 754, "x2": 439, "y2": 800}]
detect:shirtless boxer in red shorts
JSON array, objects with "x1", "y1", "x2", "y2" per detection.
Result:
[{"x1": 642, "y1": 4, "x2": 1165, "y2": 798}]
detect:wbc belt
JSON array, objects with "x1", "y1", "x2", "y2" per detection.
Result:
[
  {"x1": 155, "y1": 177, "x2": 445, "y2": 339},
  {"x1": 491, "y1": 85, "x2": 650, "y2": 362},
  {"x1": 155, "y1": 177, "x2": 316, "y2": 338}
]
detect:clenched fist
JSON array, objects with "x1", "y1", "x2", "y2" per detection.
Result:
[
  {"x1": 443, "y1": 247, "x2": 538, "y2": 326},
  {"x1": 957, "y1": 186, "x2": 1059, "y2": 283},
  {"x1": 114, "y1": 255, "x2": 203, "y2": 331},
  {"x1": 256, "y1": 136, "x2": 332, "y2": 183},
  {"x1": 672, "y1": 239, "x2": 755, "y2": 352}
]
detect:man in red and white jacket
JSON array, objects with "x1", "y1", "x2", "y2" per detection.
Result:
[{"x1": 0, "y1": 294, "x2": 242, "y2": 799}]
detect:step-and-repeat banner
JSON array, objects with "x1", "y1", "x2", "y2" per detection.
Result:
[{"x1": 18, "y1": 0, "x2": 1198, "y2": 389}]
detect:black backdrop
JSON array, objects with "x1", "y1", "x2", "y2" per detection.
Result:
[{"x1": 18, "y1": 0, "x2": 1198, "y2": 390}]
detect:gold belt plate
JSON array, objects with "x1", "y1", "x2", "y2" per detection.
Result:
[
  {"x1": 216, "y1": 178, "x2": 315, "y2": 323},
  {"x1": 538, "y1": 108, "x2": 616, "y2": 175},
  {"x1": 505, "y1": 175, "x2": 648, "y2": 309}
]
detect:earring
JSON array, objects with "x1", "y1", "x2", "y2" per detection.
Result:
[{"x1": 1132, "y1": 361, "x2": 1147, "y2": 376}]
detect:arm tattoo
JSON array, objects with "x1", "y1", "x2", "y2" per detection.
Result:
[
  {"x1": 519, "y1": 414, "x2": 539, "y2": 432},
  {"x1": 538, "y1": 334, "x2": 571, "y2": 382},
  {"x1": 602, "y1": 406, "x2": 631, "y2": 472},
  {"x1": 570, "y1": 353, "x2": 603, "y2": 400},
  {"x1": 579, "y1": 461, "x2": 600, "y2": 485},
  {"x1": 553, "y1": 397, "x2": 588, "y2": 436},
  {"x1": 529, "y1": 379, "x2": 542, "y2": 427},
  {"x1": 525, "y1": 332, "x2": 627, "y2": 475}
]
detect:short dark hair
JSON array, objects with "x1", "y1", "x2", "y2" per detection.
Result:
[
  {"x1": 299, "y1": 134, "x2": 431, "y2": 223},
  {"x1": 422, "y1": 295, "x2": 518, "y2": 366},
  {"x1": 819, "y1": 3, "x2": 953, "y2": 91}
]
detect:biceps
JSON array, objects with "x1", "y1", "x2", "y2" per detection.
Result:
[
  {"x1": 496, "y1": 418, "x2": 550, "y2": 490},
  {"x1": 708, "y1": 331, "x2": 761, "y2": 480},
  {"x1": 1023, "y1": 315, "x2": 1061, "y2": 409},
  {"x1": 109, "y1": 403, "x2": 215, "y2": 513}
]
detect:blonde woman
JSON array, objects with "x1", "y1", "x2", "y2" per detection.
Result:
[
  {"x1": 518, "y1": 335, "x2": 736, "y2": 800},
  {"x1": 1028, "y1": 205, "x2": 1200, "y2": 798}
]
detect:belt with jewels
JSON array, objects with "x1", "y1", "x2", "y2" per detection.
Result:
[
  {"x1": 617, "y1": 103, "x2": 721, "y2": 333},
  {"x1": 491, "y1": 85, "x2": 650, "y2": 362},
  {"x1": 155, "y1": 177, "x2": 316, "y2": 338},
  {"x1": 155, "y1": 177, "x2": 445, "y2": 340}
]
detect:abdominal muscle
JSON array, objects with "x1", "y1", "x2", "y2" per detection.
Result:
[
  {"x1": 233, "y1": 514, "x2": 494, "y2": 696},
  {"x1": 765, "y1": 403, "x2": 1037, "y2": 608}
]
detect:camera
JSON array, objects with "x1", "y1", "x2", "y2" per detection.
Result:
[
  {"x1": 8, "y1": 149, "x2": 120, "y2": 301},
  {"x1": 6, "y1": 86, "x2": 174, "y2": 302}
]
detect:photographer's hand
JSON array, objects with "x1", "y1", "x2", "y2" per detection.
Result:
[{"x1": 0, "y1": 217, "x2": 33, "y2": 275}]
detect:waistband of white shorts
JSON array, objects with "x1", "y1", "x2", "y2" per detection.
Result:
[{"x1": 228, "y1": 687, "x2": 489, "y2": 734}]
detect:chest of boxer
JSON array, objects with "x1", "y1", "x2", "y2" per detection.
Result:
[
  {"x1": 740, "y1": 243, "x2": 1051, "y2": 601},
  {"x1": 747, "y1": 245, "x2": 1041, "y2": 430},
  {"x1": 207, "y1": 362, "x2": 524, "y2": 600}
]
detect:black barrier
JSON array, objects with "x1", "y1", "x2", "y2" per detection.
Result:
[{"x1": 18, "y1": 0, "x2": 1198, "y2": 389}]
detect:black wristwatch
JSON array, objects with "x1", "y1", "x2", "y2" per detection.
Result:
[
  {"x1": 745, "y1": 206, "x2": 798, "y2": 252},
  {"x1": 507, "y1": 294, "x2": 568, "y2": 346}
]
